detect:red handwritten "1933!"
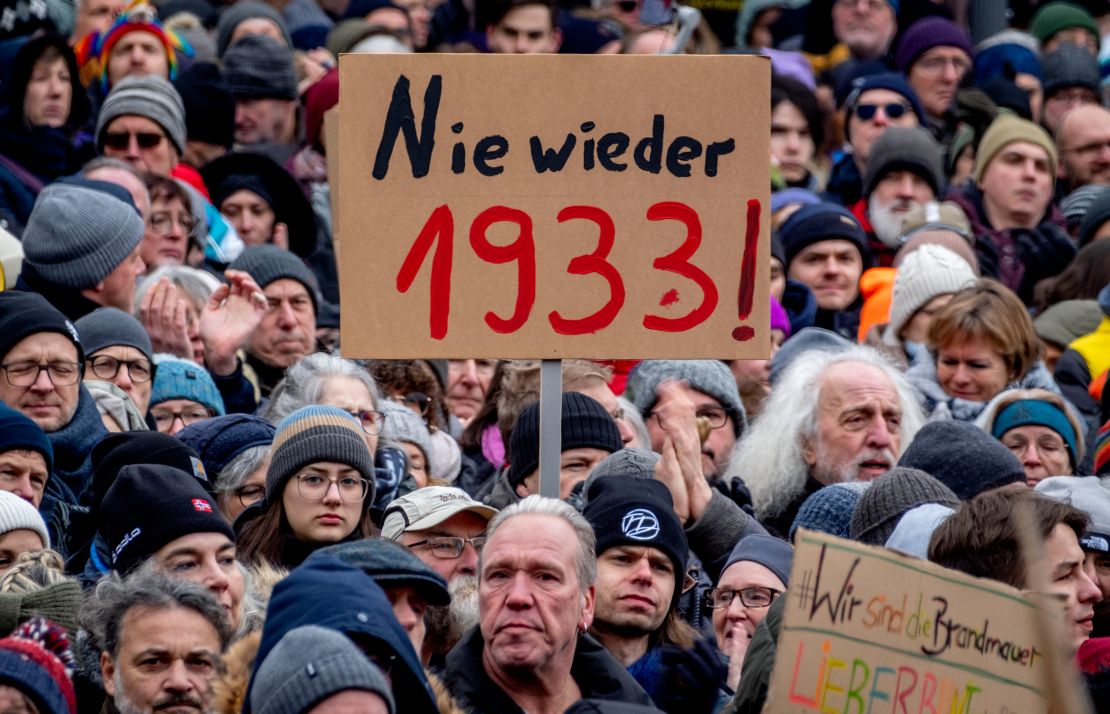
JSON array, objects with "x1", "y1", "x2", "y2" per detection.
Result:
[{"x1": 395, "y1": 200, "x2": 762, "y2": 340}]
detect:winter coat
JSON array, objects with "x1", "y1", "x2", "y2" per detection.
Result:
[
  {"x1": 443, "y1": 628, "x2": 655, "y2": 713},
  {"x1": 245, "y1": 552, "x2": 438, "y2": 714},
  {"x1": 946, "y1": 185, "x2": 1074, "y2": 305},
  {"x1": 823, "y1": 154, "x2": 863, "y2": 207},
  {"x1": 905, "y1": 348, "x2": 1064, "y2": 423},
  {"x1": 1055, "y1": 317, "x2": 1110, "y2": 425}
]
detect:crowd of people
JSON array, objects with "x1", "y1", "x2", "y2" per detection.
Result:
[{"x1": 0, "y1": 0, "x2": 1108, "y2": 711}]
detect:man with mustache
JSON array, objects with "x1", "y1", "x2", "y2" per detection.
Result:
[
  {"x1": 82, "y1": 570, "x2": 229, "y2": 714},
  {"x1": 383, "y1": 486, "x2": 497, "y2": 665},
  {"x1": 442, "y1": 496, "x2": 653, "y2": 711},
  {"x1": 228, "y1": 246, "x2": 319, "y2": 398},
  {"x1": 731, "y1": 345, "x2": 924, "y2": 537},
  {"x1": 853, "y1": 127, "x2": 944, "y2": 267}
]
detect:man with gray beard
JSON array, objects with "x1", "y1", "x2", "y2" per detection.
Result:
[
  {"x1": 727, "y1": 345, "x2": 924, "y2": 537},
  {"x1": 81, "y1": 570, "x2": 230, "y2": 714},
  {"x1": 854, "y1": 126, "x2": 944, "y2": 267},
  {"x1": 382, "y1": 486, "x2": 497, "y2": 665}
]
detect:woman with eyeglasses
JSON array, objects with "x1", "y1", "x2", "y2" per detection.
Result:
[
  {"x1": 140, "y1": 175, "x2": 205, "y2": 269},
  {"x1": 238, "y1": 405, "x2": 377, "y2": 569},
  {"x1": 267, "y1": 353, "x2": 411, "y2": 507},
  {"x1": 149, "y1": 354, "x2": 226, "y2": 435},
  {"x1": 707, "y1": 534, "x2": 792, "y2": 691},
  {"x1": 74, "y1": 307, "x2": 157, "y2": 422}
]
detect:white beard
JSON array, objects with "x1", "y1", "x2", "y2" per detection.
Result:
[{"x1": 869, "y1": 195, "x2": 920, "y2": 248}]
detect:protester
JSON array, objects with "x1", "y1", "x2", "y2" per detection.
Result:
[
  {"x1": 74, "y1": 307, "x2": 154, "y2": 417},
  {"x1": 149, "y1": 354, "x2": 226, "y2": 435},
  {"x1": 0, "y1": 404, "x2": 52, "y2": 509},
  {"x1": 485, "y1": 0, "x2": 561, "y2": 54},
  {"x1": 733, "y1": 345, "x2": 923, "y2": 536},
  {"x1": 237, "y1": 405, "x2": 375, "y2": 568},
  {"x1": 899, "y1": 419, "x2": 1028, "y2": 499},
  {"x1": 895, "y1": 17, "x2": 973, "y2": 143},
  {"x1": 977, "y1": 389, "x2": 1086, "y2": 486},
  {"x1": 81, "y1": 570, "x2": 230, "y2": 714},
  {"x1": 0, "y1": 491, "x2": 49, "y2": 575},
  {"x1": 929, "y1": 488, "x2": 1101, "y2": 654},
  {"x1": 881, "y1": 244, "x2": 977, "y2": 362},
  {"x1": 442, "y1": 496, "x2": 654, "y2": 710},
  {"x1": 222, "y1": 35, "x2": 300, "y2": 148},
  {"x1": 0, "y1": 616, "x2": 76, "y2": 714},
  {"x1": 177, "y1": 414, "x2": 275, "y2": 521}
]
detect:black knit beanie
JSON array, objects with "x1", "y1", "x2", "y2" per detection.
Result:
[
  {"x1": 90, "y1": 431, "x2": 213, "y2": 513},
  {"x1": 583, "y1": 475, "x2": 688, "y2": 608},
  {"x1": 897, "y1": 421, "x2": 1026, "y2": 500},
  {"x1": 102, "y1": 464, "x2": 235, "y2": 575},
  {"x1": 849, "y1": 467, "x2": 960, "y2": 546},
  {"x1": 507, "y1": 392, "x2": 623, "y2": 487},
  {"x1": 0, "y1": 291, "x2": 83, "y2": 364}
]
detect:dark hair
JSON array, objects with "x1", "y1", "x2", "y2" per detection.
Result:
[
  {"x1": 237, "y1": 495, "x2": 375, "y2": 569},
  {"x1": 771, "y1": 75, "x2": 825, "y2": 150},
  {"x1": 485, "y1": 0, "x2": 556, "y2": 30},
  {"x1": 1034, "y1": 240, "x2": 1110, "y2": 313},
  {"x1": 365, "y1": 359, "x2": 446, "y2": 429},
  {"x1": 145, "y1": 174, "x2": 191, "y2": 209},
  {"x1": 928, "y1": 489, "x2": 1088, "y2": 589},
  {"x1": 11, "y1": 34, "x2": 90, "y2": 130},
  {"x1": 81, "y1": 570, "x2": 231, "y2": 658}
]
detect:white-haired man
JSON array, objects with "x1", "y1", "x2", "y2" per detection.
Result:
[
  {"x1": 728, "y1": 346, "x2": 924, "y2": 536},
  {"x1": 442, "y1": 495, "x2": 653, "y2": 712}
]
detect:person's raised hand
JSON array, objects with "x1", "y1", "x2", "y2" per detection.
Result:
[
  {"x1": 655, "y1": 434, "x2": 690, "y2": 523},
  {"x1": 654, "y1": 380, "x2": 714, "y2": 521},
  {"x1": 198, "y1": 269, "x2": 268, "y2": 376},
  {"x1": 138, "y1": 277, "x2": 192, "y2": 360}
]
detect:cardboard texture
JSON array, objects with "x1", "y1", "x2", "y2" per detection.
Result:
[
  {"x1": 325, "y1": 106, "x2": 341, "y2": 255},
  {"x1": 766, "y1": 529, "x2": 1053, "y2": 713},
  {"x1": 337, "y1": 54, "x2": 770, "y2": 359}
]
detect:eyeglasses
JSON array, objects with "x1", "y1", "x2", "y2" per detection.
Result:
[
  {"x1": 914, "y1": 55, "x2": 971, "y2": 76},
  {"x1": 295, "y1": 472, "x2": 370, "y2": 502},
  {"x1": 151, "y1": 406, "x2": 213, "y2": 431},
  {"x1": 854, "y1": 102, "x2": 910, "y2": 121},
  {"x1": 392, "y1": 392, "x2": 431, "y2": 415},
  {"x1": 406, "y1": 535, "x2": 487, "y2": 559},
  {"x1": 648, "y1": 406, "x2": 728, "y2": 429},
  {"x1": 102, "y1": 130, "x2": 165, "y2": 150},
  {"x1": 0, "y1": 361, "x2": 82, "y2": 387},
  {"x1": 346, "y1": 409, "x2": 384, "y2": 435},
  {"x1": 149, "y1": 211, "x2": 200, "y2": 238},
  {"x1": 234, "y1": 484, "x2": 266, "y2": 508},
  {"x1": 704, "y1": 586, "x2": 782, "y2": 609},
  {"x1": 1061, "y1": 139, "x2": 1110, "y2": 159},
  {"x1": 87, "y1": 355, "x2": 152, "y2": 383}
]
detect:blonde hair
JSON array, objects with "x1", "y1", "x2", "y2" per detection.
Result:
[
  {"x1": 927, "y1": 279, "x2": 1042, "y2": 380},
  {"x1": 0, "y1": 550, "x2": 67, "y2": 592}
]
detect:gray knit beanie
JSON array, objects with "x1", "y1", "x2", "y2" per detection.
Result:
[
  {"x1": 583, "y1": 447, "x2": 660, "y2": 501},
  {"x1": 897, "y1": 421, "x2": 1026, "y2": 499},
  {"x1": 862, "y1": 126, "x2": 944, "y2": 199},
  {"x1": 230, "y1": 245, "x2": 319, "y2": 314},
  {"x1": 74, "y1": 307, "x2": 154, "y2": 361},
  {"x1": 267, "y1": 405, "x2": 375, "y2": 502},
  {"x1": 96, "y1": 75, "x2": 187, "y2": 156},
  {"x1": 21, "y1": 182, "x2": 144, "y2": 290},
  {"x1": 1042, "y1": 43, "x2": 1100, "y2": 97},
  {"x1": 216, "y1": 0, "x2": 292, "y2": 57},
  {"x1": 222, "y1": 34, "x2": 298, "y2": 101},
  {"x1": 251, "y1": 625, "x2": 395, "y2": 714},
  {"x1": 378, "y1": 401, "x2": 433, "y2": 465},
  {"x1": 625, "y1": 360, "x2": 746, "y2": 436},
  {"x1": 849, "y1": 467, "x2": 960, "y2": 546}
]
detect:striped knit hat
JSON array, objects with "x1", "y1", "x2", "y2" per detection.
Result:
[
  {"x1": 267, "y1": 406, "x2": 375, "y2": 502},
  {"x1": 74, "y1": 0, "x2": 192, "y2": 91}
]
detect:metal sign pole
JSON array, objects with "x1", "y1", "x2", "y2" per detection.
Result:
[{"x1": 538, "y1": 359, "x2": 562, "y2": 498}]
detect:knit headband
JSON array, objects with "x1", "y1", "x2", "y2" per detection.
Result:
[{"x1": 992, "y1": 400, "x2": 1078, "y2": 467}]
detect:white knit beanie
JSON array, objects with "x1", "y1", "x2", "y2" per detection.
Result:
[
  {"x1": 884, "y1": 244, "x2": 977, "y2": 345},
  {"x1": 0, "y1": 491, "x2": 49, "y2": 549}
]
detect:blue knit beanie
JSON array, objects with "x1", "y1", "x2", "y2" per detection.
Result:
[
  {"x1": 789, "y1": 482, "x2": 870, "y2": 542},
  {"x1": 176, "y1": 414, "x2": 276, "y2": 482},
  {"x1": 150, "y1": 355, "x2": 226, "y2": 416}
]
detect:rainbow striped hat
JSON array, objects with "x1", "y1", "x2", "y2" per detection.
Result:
[{"x1": 74, "y1": 0, "x2": 193, "y2": 91}]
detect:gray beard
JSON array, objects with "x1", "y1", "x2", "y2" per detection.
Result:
[
  {"x1": 424, "y1": 575, "x2": 480, "y2": 655},
  {"x1": 113, "y1": 671, "x2": 212, "y2": 714}
]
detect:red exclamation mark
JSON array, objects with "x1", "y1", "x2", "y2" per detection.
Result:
[{"x1": 732, "y1": 199, "x2": 761, "y2": 341}]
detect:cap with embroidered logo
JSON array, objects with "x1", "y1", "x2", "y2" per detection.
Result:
[{"x1": 381, "y1": 486, "x2": 497, "y2": 541}]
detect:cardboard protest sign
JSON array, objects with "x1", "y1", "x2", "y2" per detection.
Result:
[
  {"x1": 766, "y1": 529, "x2": 1054, "y2": 714},
  {"x1": 337, "y1": 54, "x2": 769, "y2": 359}
]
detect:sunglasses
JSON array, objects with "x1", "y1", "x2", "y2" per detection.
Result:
[
  {"x1": 854, "y1": 102, "x2": 910, "y2": 121},
  {"x1": 102, "y1": 131, "x2": 165, "y2": 150}
]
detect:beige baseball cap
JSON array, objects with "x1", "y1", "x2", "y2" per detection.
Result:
[{"x1": 381, "y1": 486, "x2": 498, "y2": 541}]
